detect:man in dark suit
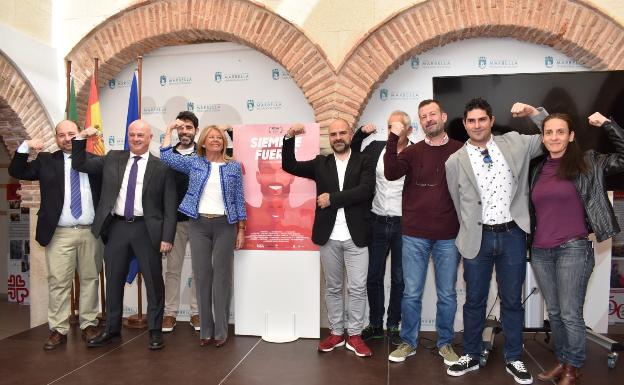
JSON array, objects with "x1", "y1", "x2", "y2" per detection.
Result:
[
  {"x1": 9, "y1": 120, "x2": 103, "y2": 350},
  {"x1": 72, "y1": 119, "x2": 177, "y2": 350},
  {"x1": 351, "y1": 111, "x2": 413, "y2": 346},
  {"x1": 282, "y1": 118, "x2": 375, "y2": 358}
]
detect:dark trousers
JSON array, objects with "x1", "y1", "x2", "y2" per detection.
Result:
[
  {"x1": 366, "y1": 214, "x2": 404, "y2": 329},
  {"x1": 103, "y1": 218, "x2": 164, "y2": 333},
  {"x1": 462, "y1": 225, "x2": 527, "y2": 362}
]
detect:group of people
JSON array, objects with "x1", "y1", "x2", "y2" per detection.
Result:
[{"x1": 10, "y1": 95, "x2": 624, "y2": 385}]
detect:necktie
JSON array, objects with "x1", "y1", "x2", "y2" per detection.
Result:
[
  {"x1": 124, "y1": 156, "x2": 141, "y2": 221},
  {"x1": 69, "y1": 161, "x2": 82, "y2": 219}
]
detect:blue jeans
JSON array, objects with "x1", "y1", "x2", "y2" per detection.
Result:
[
  {"x1": 463, "y1": 226, "x2": 527, "y2": 362},
  {"x1": 531, "y1": 239, "x2": 594, "y2": 368},
  {"x1": 367, "y1": 216, "x2": 403, "y2": 328},
  {"x1": 400, "y1": 236, "x2": 459, "y2": 348}
]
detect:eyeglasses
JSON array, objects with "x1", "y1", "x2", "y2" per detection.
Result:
[{"x1": 481, "y1": 148, "x2": 492, "y2": 168}]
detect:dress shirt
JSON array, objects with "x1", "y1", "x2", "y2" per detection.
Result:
[
  {"x1": 198, "y1": 162, "x2": 226, "y2": 215},
  {"x1": 113, "y1": 151, "x2": 150, "y2": 217},
  {"x1": 466, "y1": 137, "x2": 513, "y2": 225},
  {"x1": 371, "y1": 147, "x2": 403, "y2": 217},
  {"x1": 329, "y1": 149, "x2": 352, "y2": 241}
]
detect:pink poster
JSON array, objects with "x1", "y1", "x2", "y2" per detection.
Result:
[{"x1": 234, "y1": 123, "x2": 319, "y2": 250}]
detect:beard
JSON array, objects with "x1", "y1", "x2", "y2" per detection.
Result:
[
  {"x1": 424, "y1": 123, "x2": 444, "y2": 138},
  {"x1": 178, "y1": 134, "x2": 194, "y2": 146},
  {"x1": 331, "y1": 140, "x2": 350, "y2": 154}
]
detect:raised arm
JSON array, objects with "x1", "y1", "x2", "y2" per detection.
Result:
[
  {"x1": 511, "y1": 102, "x2": 549, "y2": 158},
  {"x1": 159, "y1": 146, "x2": 193, "y2": 174},
  {"x1": 281, "y1": 123, "x2": 316, "y2": 180},
  {"x1": 384, "y1": 121, "x2": 410, "y2": 181},
  {"x1": 8, "y1": 140, "x2": 44, "y2": 181},
  {"x1": 351, "y1": 124, "x2": 376, "y2": 153},
  {"x1": 72, "y1": 127, "x2": 105, "y2": 174},
  {"x1": 588, "y1": 113, "x2": 624, "y2": 176}
]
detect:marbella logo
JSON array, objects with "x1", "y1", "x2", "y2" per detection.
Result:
[
  {"x1": 214, "y1": 71, "x2": 249, "y2": 82},
  {"x1": 410, "y1": 57, "x2": 419, "y2": 69},
  {"x1": 272, "y1": 68, "x2": 292, "y2": 80},
  {"x1": 544, "y1": 56, "x2": 583, "y2": 69},
  {"x1": 478, "y1": 56, "x2": 518, "y2": 69},
  {"x1": 159, "y1": 74, "x2": 192, "y2": 86},
  {"x1": 142, "y1": 105, "x2": 167, "y2": 115},
  {"x1": 411, "y1": 56, "x2": 452, "y2": 69},
  {"x1": 379, "y1": 88, "x2": 418, "y2": 101},
  {"x1": 108, "y1": 78, "x2": 132, "y2": 89},
  {"x1": 108, "y1": 135, "x2": 115, "y2": 147},
  {"x1": 246, "y1": 99, "x2": 282, "y2": 111},
  {"x1": 186, "y1": 100, "x2": 221, "y2": 113}
]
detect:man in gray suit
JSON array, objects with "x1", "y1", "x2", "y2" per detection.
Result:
[
  {"x1": 445, "y1": 98, "x2": 546, "y2": 384},
  {"x1": 72, "y1": 120, "x2": 177, "y2": 350}
]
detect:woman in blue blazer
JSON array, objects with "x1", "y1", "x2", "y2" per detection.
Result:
[{"x1": 161, "y1": 123, "x2": 246, "y2": 347}]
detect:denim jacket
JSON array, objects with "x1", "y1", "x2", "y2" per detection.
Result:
[{"x1": 160, "y1": 146, "x2": 246, "y2": 223}]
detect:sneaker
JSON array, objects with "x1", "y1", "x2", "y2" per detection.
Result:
[
  {"x1": 387, "y1": 326, "x2": 402, "y2": 346},
  {"x1": 439, "y1": 344, "x2": 460, "y2": 365},
  {"x1": 346, "y1": 335, "x2": 372, "y2": 357},
  {"x1": 361, "y1": 325, "x2": 384, "y2": 340},
  {"x1": 318, "y1": 333, "x2": 345, "y2": 352},
  {"x1": 388, "y1": 342, "x2": 416, "y2": 362},
  {"x1": 162, "y1": 316, "x2": 176, "y2": 333},
  {"x1": 189, "y1": 314, "x2": 200, "y2": 331},
  {"x1": 506, "y1": 360, "x2": 533, "y2": 384},
  {"x1": 447, "y1": 355, "x2": 480, "y2": 377}
]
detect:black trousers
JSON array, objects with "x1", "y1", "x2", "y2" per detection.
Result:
[{"x1": 103, "y1": 218, "x2": 164, "y2": 333}]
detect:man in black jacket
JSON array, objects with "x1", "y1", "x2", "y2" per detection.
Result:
[
  {"x1": 351, "y1": 111, "x2": 412, "y2": 345},
  {"x1": 282, "y1": 118, "x2": 375, "y2": 357},
  {"x1": 9, "y1": 120, "x2": 103, "y2": 350},
  {"x1": 73, "y1": 120, "x2": 177, "y2": 350}
]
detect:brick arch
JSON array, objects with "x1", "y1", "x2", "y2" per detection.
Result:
[
  {"x1": 0, "y1": 51, "x2": 56, "y2": 205},
  {"x1": 66, "y1": 0, "x2": 336, "y2": 126},
  {"x1": 67, "y1": 0, "x2": 624, "y2": 130},
  {"x1": 338, "y1": 0, "x2": 624, "y2": 121}
]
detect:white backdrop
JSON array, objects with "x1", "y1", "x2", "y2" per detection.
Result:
[{"x1": 98, "y1": 38, "x2": 610, "y2": 334}]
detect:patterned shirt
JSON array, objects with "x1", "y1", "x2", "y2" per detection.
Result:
[{"x1": 466, "y1": 137, "x2": 513, "y2": 225}]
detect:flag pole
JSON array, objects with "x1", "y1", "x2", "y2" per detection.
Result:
[
  {"x1": 124, "y1": 55, "x2": 148, "y2": 329},
  {"x1": 66, "y1": 59, "x2": 79, "y2": 326}
]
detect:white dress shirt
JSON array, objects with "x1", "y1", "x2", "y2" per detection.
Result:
[
  {"x1": 17, "y1": 141, "x2": 95, "y2": 226},
  {"x1": 329, "y1": 150, "x2": 352, "y2": 241},
  {"x1": 466, "y1": 137, "x2": 514, "y2": 225},
  {"x1": 198, "y1": 162, "x2": 226, "y2": 215},
  {"x1": 371, "y1": 147, "x2": 404, "y2": 217},
  {"x1": 113, "y1": 151, "x2": 150, "y2": 217}
]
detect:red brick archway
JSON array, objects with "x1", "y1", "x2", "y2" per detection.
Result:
[{"x1": 67, "y1": 0, "x2": 624, "y2": 130}]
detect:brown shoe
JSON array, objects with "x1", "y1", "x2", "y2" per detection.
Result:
[
  {"x1": 43, "y1": 330, "x2": 67, "y2": 350},
  {"x1": 199, "y1": 338, "x2": 212, "y2": 346},
  {"x1": 81, "y1": 325, "x2": 99, "y2": 341},
  {"x1": 538, "y1": 361, "x2": 564, "y2": 381},
  {"x1": 189, "y1": 315, "x2": 200, "y2": 331},
  {"x1": 215, "y1": 339, "x2": 227, "y2": 348},
  {"x1": 557, "y1": 364, "x2": 581, "y2": 385},
  {"x1": 162, "y1": 316, "x2": 176, "y2": 333}
]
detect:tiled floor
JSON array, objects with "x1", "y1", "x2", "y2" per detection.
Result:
[{"x1": 0, "y1": 294, "x2": 30, "y2": 339}]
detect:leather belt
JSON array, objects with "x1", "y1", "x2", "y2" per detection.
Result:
[
  {"x1": 482, "y1": 221, "x2": 517, "y2": 232},
  {"x1": 113, "y1": 214, "x2": 144, "y2": 222},
  {"x1": 200, "y1": 213, "x2": 225, "y2": 219},
  {"x1": 58, "y1": 224, "x2": 91, "y2": 229},
  {"x1": 372, "y1": 213, "x2": 401, "y2": 223}
]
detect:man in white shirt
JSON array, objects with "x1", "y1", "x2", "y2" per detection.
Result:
[{"x1": 9, "y1": 120, "x2": 103, "y2": 350}]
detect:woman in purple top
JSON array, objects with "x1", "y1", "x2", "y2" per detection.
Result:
[{"x1": 528, "y1": 111, "x2": 624, "y2": 385}]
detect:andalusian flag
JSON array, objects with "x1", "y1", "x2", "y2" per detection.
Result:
[
  {"x1": 84, "y1": 76, "x2": 105, "y2": 155},
  {"x1": 67, "y1": 77, "x2": 78, "y2": 123}
]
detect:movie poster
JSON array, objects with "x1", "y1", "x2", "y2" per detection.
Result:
[
  {"x1": 234, "y1": 123, "x2": 319, "y2": 250},
  {"x1": 6, "y1": 183, "x2": 30, "y2": 304}
]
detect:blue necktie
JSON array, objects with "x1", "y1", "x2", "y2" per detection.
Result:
[
  {"x1": 124, "y1": 156, "x2": 141, "y2": 221},
  {"x1": 69, "y1": 160, "x2": 82, "y2": 219}
]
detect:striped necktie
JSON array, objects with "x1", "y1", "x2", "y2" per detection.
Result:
[{"x1": 69, "y1": 158, "x2": 82, "y2": 219}]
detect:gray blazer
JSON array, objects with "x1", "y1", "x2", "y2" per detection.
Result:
[{"x1": 445, "y1": 110, "x2": 547, "y2": 259}]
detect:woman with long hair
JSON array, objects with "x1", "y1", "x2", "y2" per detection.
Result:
[
  {"x1": 161, "y1": 123, "x2": 246, "y2": 347},
  {"x1": 529, "y1": 111, "x2": 624, "y2": 384}
]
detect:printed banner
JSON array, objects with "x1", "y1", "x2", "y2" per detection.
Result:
[{"x1": 234, "y1": 123, "x2": 319, "y2": 251}]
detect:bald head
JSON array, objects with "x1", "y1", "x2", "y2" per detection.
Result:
[
  {"x1": 55, "y1": 120, "x2": 79, "y2": 153},
  {"x1": 127, "y1": 119, "x2": 153, "y2": 155},
  {"x1": 328, "y1": 118, "x2": 353, "y2": 155}
]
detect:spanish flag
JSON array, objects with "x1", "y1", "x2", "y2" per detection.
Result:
[{"x1": 84, "y1": 76, "x2": 105, "y2": 155}]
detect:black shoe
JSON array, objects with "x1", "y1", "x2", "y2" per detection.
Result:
[
  {"x1": 149, "y1": 330, "x2": 164, "y2": 350},
  {"x1": 361, "y1": 325, "x2": 384, "y2": 341},
  {"x1": 506, "y1": 360, "x2": 533, "y2": 384},
  {"x1": 387, "y1": 326, "x2": 402, "y2": 346},
  {"x1": 87, "y1": 331, "x2": 121, "y2": 348},
  {"x1": 447, "y1": 355, "x2": 480, "y2": 377}
]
